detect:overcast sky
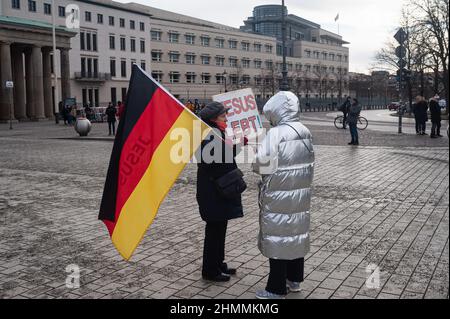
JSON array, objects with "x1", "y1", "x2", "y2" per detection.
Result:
[{"x1": 116, "y1": 0, "x2": 407, "y2": 74}]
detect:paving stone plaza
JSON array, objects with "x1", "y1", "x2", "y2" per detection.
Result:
[{"x1": 0, "y1": 110, "x2": 448, "y2": 299}]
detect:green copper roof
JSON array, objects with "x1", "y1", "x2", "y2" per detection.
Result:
[{"x1": 0, "y1": 15, "x2": 76, "y2": 33}]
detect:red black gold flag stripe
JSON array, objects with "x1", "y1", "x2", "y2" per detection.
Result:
[{"x1": 99, "y1": 65, "x2": 210, "y2": 260}]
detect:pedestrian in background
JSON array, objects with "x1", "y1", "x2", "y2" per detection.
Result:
[
  {"x1": 339, "y1": 96, "x2": 351, "y2": 129},
  {"x1": 117, "y1": 101, "x2": 125, "y2": 121},
  {"x1": 415, "y1": 95, "x2": 428, "y2": 135},
  {"x1": 253, "y1": 91, "x2": 314, "y2": 299},
  {"x1": 429, "y1": 95, "x2": 442, "y2": 138},
  {"x1": 105, "y1": 102, "x2": 117, "y2": 136},
  {"x1": 348, "y1": 98, "x2": 361, "y2": 145}
]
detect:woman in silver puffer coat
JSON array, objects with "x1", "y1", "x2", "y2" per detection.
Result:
[{"x1": 253, "y1": 91, "x2": 314, "y2": 299}]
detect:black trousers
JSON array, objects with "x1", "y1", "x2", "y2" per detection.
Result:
[
  {"x1": 202, "y1": 221, "x2": 227, "y2": 277},
  {"x1": 431, "y1": 121, "x2": 441, "y2": 136},
  {"x1": 108, "y1": 121, "x2": 116, "y2": 135},
  {"x1": 343, "y1": 112, "x2": 348, "y2": 128},
  {"x1": 266, "y1": 258, "x2": 304, "y2": 295}
]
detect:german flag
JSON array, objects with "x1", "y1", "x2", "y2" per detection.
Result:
[{"x1": 99, "y1": 65, "x2": 210, "y2": 260}]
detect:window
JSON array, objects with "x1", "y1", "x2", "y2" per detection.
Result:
[
  {"x1": 241, "y1": 42, "x2": 250, "y2": 51},
  {"x1": 130, "y1": 20, "x2": 135, "y2": 30},
  {"x1": 85, "y1": 11, "x2": 91, "y2": 22},
  {"x1": 28, "y1": 1, "x2": 36, "y2": 12},
  {"x1": 230, "y1": 75, "x2": 238, "y2": 85},
  {"x1": 140, "y1": 40, "x2": 145, "y2": 53},
  {"x1": 265, "y1": 60, "x2": 273, "y2": 69},
  {"x1": 201, "y1": 74, "x2": 211, "y2": 84},
  {"x1": 58, "y1": 6, "x2": 65, "y2": 17},
  {"x1": 121, "y1": 60, "x2": 127, "y2": 77},
  {"x1": 169, "y1": 52, "x2": 180, "y2": 63},
  {"x1": 86, "y1": 33, "x2": 91, "y2": 51},
  {"x1": 186, "y1": 72, "x2": 196, "y2": 84},
  {"x1": 329, "y1": 54, "x2": 335, "y2": 61},
  {"x1": 110, "y1": 59, "x2": 116, "y2": 77},
  {"x1": 242, "y1": 59, "x2": 250, "y2": 68},
  {"x1": 80, "y1": 32, "x2": 85, "y2": 50},
  {"x1": 216, "y1": 74, "x2": 225, "y2": 84},
  {"x1": 169, "y1": 72, "x2": 180, "y2": 83},
  {"x1": 120, "y1": 18, "x2": 125, "y2": 28},
  {"x1": 92, "y1": 34, "x2": 97, "y2": 51},
  {"x1": 265, "y1": 45, "x2": 273, "y2": 53},
  {"x1": 201, "y1": 55, "x2": 210, "y2": 65},
  {"x1": 120, "y1": 37, "x2": 126, "y2": 51},
  {"x1": 109, "y1": 16, "x2": 114, "y2": 26},
  {"x1": 81, "y1": 58, "x2": 86, "y2": 77},
  {"x1": 344, "y1": 55, "x2": 348, "y2": 62},
  {"x1": 242, "y1": 75, "x2": 250, "y2": 85},
  {"x1": 229, "y1": 40, "x2": 237, "y2": 49},
  {"x1": 97, "y1": 14, "x2": 103, "y2": 24},
  {"x1": 337, "y1": 54, "x2": 342, "y2": 62},
  {"x1": 111, "y1": 88, "x2": 117, "y2": 105},
  {"x1": 140, "y1": 22, "x2": 145, "y2": 31},
  {"x1": 109, "y1": 35, "x2": 115, "y2": 50},
  {"x1": 305, "y1": 50, "x2": 311, "y2": 58},
  {"x1": 229, "y1": 57, "x2": 237, "y2": 67},
  {"x1": 296, "y1": 63, "x2": 302, "y2": 71},
  {"x1": 185, "y1": 34, "x2": 195, "y2": 45},
  {"x1": 254, "y1": 43, "x2": 262, "y2": 52},
  {"x1": 201, "y1": 36, "x2": 210, "y2": 47},
  {"x1": 216, "y1": 38, "x2": 224, "y2": 48},
  {"x1": 140, "y1": 61, "x2": 146, "y2": 71},
  {"x1": 169, "y1": 32, "x2": 179, "y2": 43},
  {"x1": 130, "y1": 38, "x2": 136, "y2": 52},
  {"x1": 254, "y1": 76, "x2": 262, "y2": 86},
  {"x1": 44, "y1": 3, "x2": 51, "y2": 15},
  {"x1": 151, "y1": 30, "x2": 162, "y2": 41},
  {"x1": 122, "y1": 88, "x2": 127, "y2": 102},
  {"x1": 186, "y1": 54, "x2": 195, "y2": 64},
  {"x1": 322, "y1": 52, "x2": 327, "y2": 60},
  {"x1": 215, "y1": 56, "x2": 224, "y2": 66},
  {"x1": 152, "y1": 71, "x2": 163, "y2": 82},
  {"x1": 12, "y1": 0, "x2": 21, "y2": 9},
  {"x1": 254, "y1": 60, "x2": 262, "y2": 69},
  {"x1": 151, "y1": 51, "x2": 162, "y2": 62},
  {"x1": 314, "y1": 51, "x2": 320, "y2": 59}
]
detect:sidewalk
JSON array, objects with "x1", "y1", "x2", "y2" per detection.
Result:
[{"x1": 0, "y1": 121, "x2": 448, "y2": 299}]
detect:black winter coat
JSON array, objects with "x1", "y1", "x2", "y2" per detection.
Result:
[
  {"x1": 429, "y1": 100, "x2": 441, "y2": 123},
  {"x1": 414, "y1": 101, "x2": 428, "y2": 122},
  {"x1": 105, "y1": 106, "x2": 117, "y2": 122},
  {"x1": 196, "y1": 122, "x2": 244, "y2": 222}
]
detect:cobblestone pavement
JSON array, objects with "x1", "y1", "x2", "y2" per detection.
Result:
[{"x1": 0, "y1": 116, "x2": 448, "y2": 299}]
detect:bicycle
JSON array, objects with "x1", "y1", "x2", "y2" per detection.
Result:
[{"x1": 334, "y1": 115, "x2": 368, "y2": 130}]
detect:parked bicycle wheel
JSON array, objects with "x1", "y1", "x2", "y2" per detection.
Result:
[
  {"x1": 357, "y1": 116, "x2": 368, "y2": 130},
  {"x1": 334, "y1": 116, "x2": 345, "y2": 129}
]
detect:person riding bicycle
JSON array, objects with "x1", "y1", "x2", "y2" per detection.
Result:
[{"x1": 339, "y1": 96, "x2": 351, "y2": 129}]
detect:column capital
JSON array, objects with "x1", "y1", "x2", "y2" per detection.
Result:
[{"x1": 0, "y1": 40, "x2": 12, "y2": 46}]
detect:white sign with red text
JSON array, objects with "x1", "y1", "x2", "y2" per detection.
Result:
[{"x1": 212, "y1": 88, "x2": 263, "y2": 142}]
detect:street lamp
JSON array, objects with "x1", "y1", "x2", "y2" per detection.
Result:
[
  {"x1": 222, "y1": 70, "x2": 228, "y2": 92},
  {"x1": 280, "y1": 0, "x2": 289, "y2": 91},
  {"x1": 368, "y1": 87, "x2": 371, "y2": 107}
]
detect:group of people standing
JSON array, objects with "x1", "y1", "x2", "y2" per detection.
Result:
[
  {"x1": 196, "y1": 91, "x2": 314, "y2": 299},
  {"x1": 186, "y1": 99, "x2": 205, "y2": 115},
  {"x1": 105, "y1": 101, "x2": 125, "y2": 136},
  {"x1": 414, "y1": 95, "x2": 443, "y2": 138}
]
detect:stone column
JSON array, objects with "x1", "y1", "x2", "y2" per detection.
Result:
[
  {"x1": 0, "y1": 41, "x2": 14, "y2": 122},
  {"x1": 32, "y1": 45, "x2": 45, "y2": 119},
  {"x1": 12, "y1": 47, "x2": 26, "y2": 120},
  {"x1": 25, "y1": 48, "x2": 34, "y2": 119},
  {"x1": 42, "y1": 47, "x2": 53, "y2": 118},
  {"x1": 60, "y1": 48, "x2": 71, "y2": 102}
]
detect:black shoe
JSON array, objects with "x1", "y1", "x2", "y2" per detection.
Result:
[
  {"x1": 348, "y1": 142, "x2": 354, "y2": 145},
  {"x1": 220, "y1": 264, "x2": 237, "y2": 275},
  {"x1": 430, "y1": 135, "x2": 438, "y2": 138},
  {"x1": 202, "y1": 273, "x2": 230, "y2": 282},
  {"x1": 354, "y1": 142, "x2": 359, "y2": 145},
  {"x1": 437, "y1": 134, "x2": 443, "y2": 137}
]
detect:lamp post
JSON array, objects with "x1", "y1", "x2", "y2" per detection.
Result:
[
  {"x1": 280, "y1": 0, "x2": 289, "y2": 91},
  {"x1": 222, "y1": 70, "x2": 228, "y2": 92},
  {"x1": 52, "y1": 0, "x2": 59, "y2": 124}
]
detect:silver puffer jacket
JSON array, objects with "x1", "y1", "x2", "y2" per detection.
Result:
[{"x1": 252, "y1": 91, "x2": 314, "y2": 260}]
